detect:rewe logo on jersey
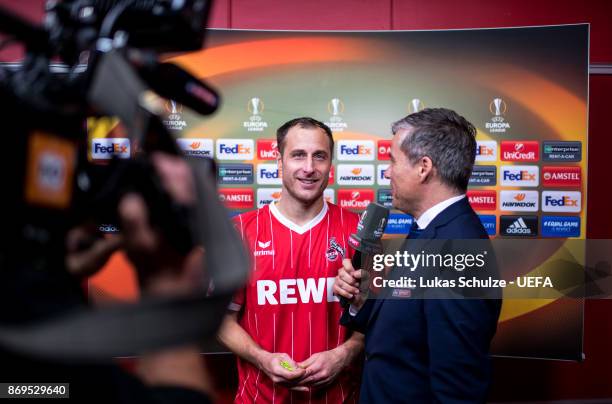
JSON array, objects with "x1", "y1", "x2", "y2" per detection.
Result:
[
  {"x1": 337, "y1": 140, "x2": 375, "y2": 161},
  {"x1": 256, "y1": 277, "x2": 339, "y2": 305}
]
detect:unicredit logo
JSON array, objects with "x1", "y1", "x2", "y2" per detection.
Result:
[
  {"x1": 338, "y1": 189, "x2": 374, "y2": 210},
  {"x1": 501, "y1": 141, "x2": 539, "y2": 162},
  {"x1": 257, "y1": 139, "x2": 279, "y2": 160}
]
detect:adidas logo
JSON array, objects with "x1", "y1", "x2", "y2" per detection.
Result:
[{"x1": 506, "y1": 217, "x2": 532, "y2": 235}]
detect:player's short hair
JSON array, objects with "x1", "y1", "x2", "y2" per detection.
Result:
[{"x1": 276, "y1": 117, "x2": 334, "y2": 157}]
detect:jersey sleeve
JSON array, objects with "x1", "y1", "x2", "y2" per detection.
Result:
[{"x1": 229, "y1": 214, "x2": 248, "y2": 311}]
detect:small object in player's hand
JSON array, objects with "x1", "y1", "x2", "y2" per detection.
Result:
[{"x1": 280, "y1": 360, "x2": 294, "y2": 371}]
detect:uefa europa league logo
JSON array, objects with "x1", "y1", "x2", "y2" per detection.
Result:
[
  {"x1": 490, "y1": 97, "x2": 506, "y2": 116},
  {"x1": 170, "y1": 100, "x2": 178, "y2": 114}
]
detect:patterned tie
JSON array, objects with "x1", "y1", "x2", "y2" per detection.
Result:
[{"x1": 408, "y1": 220, "x2": 423, "y2": 239}]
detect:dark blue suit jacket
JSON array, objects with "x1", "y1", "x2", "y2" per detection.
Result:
[{"x1": 342, "y1": 197, "x2": 501, "y2": 403}]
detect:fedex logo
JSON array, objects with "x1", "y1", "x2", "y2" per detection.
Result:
[
  {"x1": 377, "y1": 140, "x2": 391, "y2": 160},
  {"x1": 500, "y1": 165, "x2": 539, "y2": 187},
  {"x1": 257, "y1": 139, "x2": 279, "y2": 160},
  {"x1": 377, "y1": 164, "x2": 390, "y2": 186},
  {"x1": 500, "y1": 141, "x2": 539, "y2": 162},
  {"x1": 475, "y1": 141, "x2": 497, "y2": 162},
  {"x1": 91, "y1": 138, "x2": 130, "y2": 160},
  {"x1": 257, "y1": 164, "x2": 281, "y2": 185},
  {"x1": 542, "y1": 191, "x2": 581, "y2": 213},
  {"x1": 216, "y1": 139, "x2": 254, "y2": 160},
  {"x1": 257, "y1": 277, "x2": 339, "y2": 305},
  {"x1": 337, "y1": 140, "x2": 375, "y2": 161}
]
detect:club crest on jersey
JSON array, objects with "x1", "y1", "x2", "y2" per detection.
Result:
[{"x1": 326, "y1": 238, "x2": 345, "y2": 262}]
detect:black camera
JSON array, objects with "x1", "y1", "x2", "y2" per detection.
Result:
[{"x1": 0, "y1": 0, "x2": 248, "y2": 360}]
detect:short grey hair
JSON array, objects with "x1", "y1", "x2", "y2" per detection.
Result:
[{"x1": 392, "y1": 108, "x2": 477, "y2": 192}]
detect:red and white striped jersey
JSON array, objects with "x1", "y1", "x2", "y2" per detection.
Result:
[{"x1": 231, "y1": 201, "x2": 360, "y2": 404}]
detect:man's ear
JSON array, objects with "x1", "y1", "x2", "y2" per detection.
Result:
[{"x1": 417, "y1": 156, "x2": 434, "y2": 183}]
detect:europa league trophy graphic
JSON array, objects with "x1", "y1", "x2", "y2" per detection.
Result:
[
  {"x1": 410, "y1": 98, "x2": 423, "y2": 113},
  {"x1": 331, "y1": 98, "x2": 341, "y2": 116},
  {"x1": 170, "y1": 100, "x2": 179, "y2": 114},
  {"x1": 250, "y1": 97, "x2": 261, "y2": 116},
  {"x1": 493, "y1": 97, "x2": 503, "y2": 116}
]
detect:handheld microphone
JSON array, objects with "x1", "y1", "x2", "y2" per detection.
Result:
[
  {"x1": 139, "y1": 62, "x2": 220, "y2": 116},
  {"x1": 340, "y1": 202, "x2": 389, "y2": 307}
]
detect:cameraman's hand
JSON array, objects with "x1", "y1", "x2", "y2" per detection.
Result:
[
  {"x1": 118, "y1": 152, "x2": 202, "y2": 296},
  {"x1": 65, "y1": 224, "x2": 123, "y2": 278}
]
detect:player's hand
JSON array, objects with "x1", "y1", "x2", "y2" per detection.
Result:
[
  {"x1": 333, "y1": 258, "x2": 366, "y2": 310},
  {"x1": 296, "y1": 347, "x2": 348, "y2": 389},
  {"x1": 256, "y1": 351, "x2": 306, "y2": 386}
]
